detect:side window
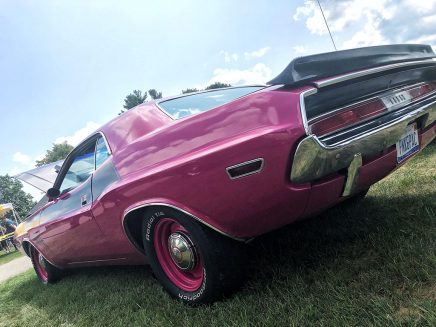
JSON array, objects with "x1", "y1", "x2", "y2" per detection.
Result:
[
  {"x1": 95, "y1": 136, "x2": 110, "y2": 170},
  {"x1": 59, "y1": 143, "x2": 96, "y2": 193}
]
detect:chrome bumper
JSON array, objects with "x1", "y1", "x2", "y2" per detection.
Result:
[{"x1": 290, "y1": 99, "x2": 436, "y2": 185}]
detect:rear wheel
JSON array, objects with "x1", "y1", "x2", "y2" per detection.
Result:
[
  {"x1": 30, "y1": 246, "x2": 62, "y2": 284},
  {"x1": 142, "y1": 207, "x2": 245, "y2": 305}
]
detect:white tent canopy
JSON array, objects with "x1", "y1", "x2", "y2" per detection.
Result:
[
  {"x1": 0, "y1": 203, "x2": 13, "y2": 217},
  {"x1": 0, "y1": 203, "x2": 20, "y2": 234}
]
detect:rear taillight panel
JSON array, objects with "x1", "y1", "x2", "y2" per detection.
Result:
[{"x1": 308, "y1": 82, "x2": 436, "y2": 137}]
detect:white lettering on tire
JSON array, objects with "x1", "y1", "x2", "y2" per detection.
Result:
[
  {"x1": 178, "y1": 269, "x2": 207, "y2": 301},
  {"x1": 145, "y1": 212, "x2": 166, "y2": 241},
  {"x1": 145, "y1": 215, "x2": 155, "y2": 241}
]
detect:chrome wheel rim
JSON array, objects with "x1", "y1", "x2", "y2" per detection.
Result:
[{"x1": 168, "y1": 232, "x2": 196, "y2": 270}]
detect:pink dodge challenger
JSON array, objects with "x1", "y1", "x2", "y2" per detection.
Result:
[{"x1": 14, "y1": 45, "x2": 436, "y2": 304}]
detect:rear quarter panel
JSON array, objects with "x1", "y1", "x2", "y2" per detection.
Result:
[{"x1": 97, "y1": 88, "x2": 313, "y2": 239}]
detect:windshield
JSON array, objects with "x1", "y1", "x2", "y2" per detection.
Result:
[{"x1": 158, "y1": 86, "x2": 263, "y2": 119}]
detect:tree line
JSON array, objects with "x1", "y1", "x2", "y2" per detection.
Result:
[{"x1": 121, "y1": 81, "x2": 231, "y2": 113}]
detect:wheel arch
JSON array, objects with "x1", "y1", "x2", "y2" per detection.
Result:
[
  {"x1": 21, "y1": 240, "x2": 32, "y2": 257},
  {"x1": 122, "y1": 202, "x2": 246, "y2": 254},
  {"x1": 21, "y1": 238, "x2": 64, "y2": 269}
]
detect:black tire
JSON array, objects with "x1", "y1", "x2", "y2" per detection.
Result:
[
  {"x1": 30, "y1": 246, "x2": 62, "y2": 284},
  {"x1": 142, "y1": 207, "x2": 245, "y2": 305}
]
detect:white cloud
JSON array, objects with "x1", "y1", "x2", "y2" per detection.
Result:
[
  {"x1": 8, "y1": 152, "x2": 43, "y2": 175},
  {"x1": 244, "y1": 46, "x2": 270, "y2": 59},
  {"x1": 293, "y1": 0, "x2": 436, "y2": 50},
  {"x1": 12, "y1": 152, "x2": 32, "y2": 166},
  {"x1": 219, "y1": 50, "x2": 239, "y2": 62},
  {"x1": 219, "y1": 47, "x2": 270, "y2": 64},
  {"x1": 294, "y1": 0, "x2": 393, "y2": 36},
  {"x1": 404, "y1": 0, "x2": 436, "y2": 14},
  {"x1": 207, "y1": 63, "x2": 272, "y2": 86},
  {"x1": 54, "y1": 121, "x2": 100, "y2": 146},
  {"x1": 342, "y1": 19, "x2": 389, "y2": 49},
  {"x1": 293, "y1": 45, "x2": 307, "y2": 54}
]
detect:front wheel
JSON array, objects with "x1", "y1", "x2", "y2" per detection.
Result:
[
  {"x1": 142, "y1": 208, "x2": 245, "y2": 305},
  {"x1": 30, "y1": 246, "x2": 62, "y2": 284}
]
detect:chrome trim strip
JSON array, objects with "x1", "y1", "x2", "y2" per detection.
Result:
[
  {"x1": 52, "y1": 131, "x2": 113, "y2": 190},
  {"x1": 320, "y1": 117, "x2": 381, "y2": 143},
  {"x1": 155, "y1": 85, "x2": 267, "y2": 120},
  {"x1": 342, "y1": 153, "x2": 362, "y2": 197},
  {"x1": 98, "y1": 131, "x2": 113, "y2": 155},
  {"x1": 315, "y1": 59, "x2": 436, "y2": 88},
  {"x1": 67, "y1": 258, "x2": 127, "y2": 265},
  {"x1": 62, "y1": 131, "x2": 112, "y2": 162},
  {"x1": 226, "y1": 158, "x2": 264, "y2": 180},
  {"x1": 122, "y1": 203, "x2": 247, "y2": 243},
  {"x1": 300, "y1": 88, "x2": 317, "y2": 135},
  {"x1": 290, "y1": 99, "x2": 436, "y2": 184}
]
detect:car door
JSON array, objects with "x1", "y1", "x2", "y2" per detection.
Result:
[{"x1": 36, "y1": 135, "x2": 107, "y2": 266}]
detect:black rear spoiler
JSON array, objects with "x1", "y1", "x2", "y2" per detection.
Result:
[{"x1": 267, "y1": 44, "x2": 436, "y2": 86}]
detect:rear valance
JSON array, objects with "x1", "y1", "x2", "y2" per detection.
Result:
[{"x1": 268, "y1": 44, "x2": 435, "y2": 86}]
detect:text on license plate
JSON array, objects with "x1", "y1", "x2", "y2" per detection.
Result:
[{"x1": 396, "y1": 124, "x2": 419, "y2": 163}]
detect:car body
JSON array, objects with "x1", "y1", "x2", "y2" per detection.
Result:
[{"x1": 15, "y1": 44, "x2": 436, "y2": 304}]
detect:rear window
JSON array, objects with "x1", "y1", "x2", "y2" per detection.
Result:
[{"x1": 158, "y1": 86, "x2": 263, "y2": 119}]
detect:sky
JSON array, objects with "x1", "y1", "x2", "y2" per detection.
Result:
[{"x1": 1, "y1": 0, "x2": 435, "y2": 199}]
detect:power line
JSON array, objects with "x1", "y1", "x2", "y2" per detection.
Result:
[{"x1": 316, "y1": 0, "x2": 337, "y2": 51}]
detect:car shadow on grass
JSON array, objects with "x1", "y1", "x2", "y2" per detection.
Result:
[
  {"x1": 245, "y1": 190, "x2": 435, "y2": 288},
  {"x1": 2, "y1": 190, "x2": 434, "y2": 326},
  {"x1": 10, "y1": 191, "x2": 436, "y2": 288}
]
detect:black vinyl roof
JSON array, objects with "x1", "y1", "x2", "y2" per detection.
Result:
[{"x1": 267, "y1": 44, "x2": 435, "y2": 86}]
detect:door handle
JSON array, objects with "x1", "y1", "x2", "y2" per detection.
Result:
[{"x1": 80, "y1": 194, "x2": 88, "y2": 207}]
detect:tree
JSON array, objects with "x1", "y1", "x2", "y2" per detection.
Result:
[
  {"x1": 123, "y1": 89, "x2": 148, "y2": 111},
  {"x1": 182, "y1": 88, "x2": 199, "y2": 94},
  {"x1": 205, "y1": 82, "x2": 232, "y2": 90},
  {"x1": 35, "y1": 142, "x2": 73, "y2": 167},
  {"x1": 148, "y1": 89, "x2": 163, "y2": 100},
  {"x1": 120, "y1": 89, "x2": 163, "y2": 114},
  {"x1": 181, "y1": 83, "x2": 231, "y2": 95},
  {"x1": 0, "y1": 175, "x2": 35, "y2": 220}
]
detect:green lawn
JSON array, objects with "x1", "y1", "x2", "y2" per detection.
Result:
[
  {"x1": 0, "y1": 142, "x2": 434, "y2": 327},
  {"x1": 0, "y1": 250, "x2": 22, "y2": 266}
]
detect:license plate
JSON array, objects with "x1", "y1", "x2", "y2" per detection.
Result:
[
  {"x1": 381, "y1": 90, "x2": 412, "y2": 111},
  {"x1": 396, "y1": 124, "x2": 419, "y2": 163}
]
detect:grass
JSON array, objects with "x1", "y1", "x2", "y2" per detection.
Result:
[
  {"x1": 0, "y1": 250, "x2": 22, "y2": 266},
  {"x1": 0, "y1": 142, "x2": 434, "y2": 327}
]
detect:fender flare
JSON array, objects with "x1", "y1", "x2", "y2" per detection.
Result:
[
  {"x1": 21, "y1": 238, "x2": 63, "y2": 269},
  {"x1": 122, "y1": 200, "x2": 246, "y2": 254}
]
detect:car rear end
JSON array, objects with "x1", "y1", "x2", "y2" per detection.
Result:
[{"x1": 282, "y1": 45, "x2": 435, "y2": 199}]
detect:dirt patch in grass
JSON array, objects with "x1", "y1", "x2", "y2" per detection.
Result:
[
  {"x1": 390, "y1": 306, "x2": 422, "y2": 323},
  {"x1": 0, "y1": 251, "x2": 22, "y2": 266}
]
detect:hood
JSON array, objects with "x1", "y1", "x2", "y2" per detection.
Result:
[{"x1": 14, "y1": 160, "x2": 64, "y2": 192}]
